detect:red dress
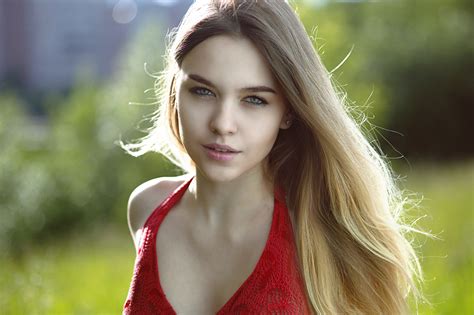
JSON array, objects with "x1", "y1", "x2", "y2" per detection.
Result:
[{"x1": 123, "y1": 177, "x2": 310, "y2": 314}]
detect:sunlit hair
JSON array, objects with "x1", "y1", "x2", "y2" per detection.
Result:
[{"x1": 121, "y1": 0, "x2": 428, "y2": 313}]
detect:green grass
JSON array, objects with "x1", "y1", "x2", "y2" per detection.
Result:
[
  {"x1": 401, "y1": 161, "x2": 474, "y2": 314},
  {"x1": 0, "y1": 162, "x2": 472, "y2": 314},
  {"x1": 0, "y1": 227, "x2": 136, "y2": 315}
]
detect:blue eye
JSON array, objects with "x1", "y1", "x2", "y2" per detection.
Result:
[
  {"x1": 245, "y1": 96, "x2": 268, "y2": 107},
  {"x1": 190, "y1": 87, "x2": 214, "y2": 97}
]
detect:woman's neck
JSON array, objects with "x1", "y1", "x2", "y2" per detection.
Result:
[{"x1": 184, "y1": 167, "x2": 274, "y2": 230}]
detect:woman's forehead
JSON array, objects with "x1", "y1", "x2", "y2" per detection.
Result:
[{"x1": 179, "y1": 35, "x2": 278, "y2": 92}]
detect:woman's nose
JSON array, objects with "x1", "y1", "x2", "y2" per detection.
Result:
[{"x1": 209, "y1": 99, "x2": 238, "y2": 135}]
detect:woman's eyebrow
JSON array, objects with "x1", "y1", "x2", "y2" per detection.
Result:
[{"x1": 188, "y1": 73, "x2": 277, "y2": 94}]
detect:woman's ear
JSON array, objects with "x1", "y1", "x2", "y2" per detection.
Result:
[{"x1": 280, "y1": 111, "x2": 294, "y2": 129}]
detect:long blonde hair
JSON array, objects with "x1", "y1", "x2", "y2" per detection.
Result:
[{"x1": 122, "y1": 0, "x2": 427, "y2": 313}]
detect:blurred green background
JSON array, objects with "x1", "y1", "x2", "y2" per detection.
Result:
[{"x1": 0, "y1": 0, "x2": 472, "y2": 314}]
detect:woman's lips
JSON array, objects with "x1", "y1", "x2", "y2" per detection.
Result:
[
  {"x1": 202, "y1": 144, "x2": 241, "y2": 161},
  {"x1": 203, "y1": 143, "x2": 240, "y2": 152}
]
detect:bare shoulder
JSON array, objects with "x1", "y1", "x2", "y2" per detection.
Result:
[{"x1": 127, "y1": 174, "x2": 190, "y2": 249}]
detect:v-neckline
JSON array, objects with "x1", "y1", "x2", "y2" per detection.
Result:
[{"x1": 150, "y1": 176, "x2": 280, "y2": 314}]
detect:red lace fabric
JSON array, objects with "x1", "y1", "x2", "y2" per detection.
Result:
[{"x1": 123, "y1": 177, "x2": 311, "y2": 314}]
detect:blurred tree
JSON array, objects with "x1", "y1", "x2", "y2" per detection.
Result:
[
  {"x1": 0, "y1": 21, "x2": 178, "y2": 256},
  {"x1": 297, "y1": 0, "x2": 473, "y2": 159},
  {"x1": 363, "y1": 0, "x2": 474, "y2": 159}
]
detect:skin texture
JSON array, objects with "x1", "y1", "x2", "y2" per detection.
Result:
[{"x1": 175, "y1": 34, "x2": 290, "y2": 229}]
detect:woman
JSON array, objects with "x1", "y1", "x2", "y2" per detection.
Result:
[{"x1": 122, "y1": 0, "x2": 425, "y2": 314}]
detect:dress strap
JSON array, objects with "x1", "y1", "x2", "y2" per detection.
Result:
[{"x1": 142, "y1": 175, "x2": 194, "y2": 229}]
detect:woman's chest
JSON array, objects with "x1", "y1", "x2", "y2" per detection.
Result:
[{"x1": 155, "y1": 211, "x2": 272, "y2": 314}]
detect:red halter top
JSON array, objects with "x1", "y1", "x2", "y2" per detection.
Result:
[{"x1": 123, "y1": 177, "x2": 310, "y2": 314}]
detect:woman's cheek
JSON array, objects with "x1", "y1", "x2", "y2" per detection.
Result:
[{"x1": 179, "y1": 103, "x2": 206, "y2": 135}]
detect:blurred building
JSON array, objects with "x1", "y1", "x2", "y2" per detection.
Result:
[{"x1": 0, "y1": 0, "x2": 192, "y2": 92}]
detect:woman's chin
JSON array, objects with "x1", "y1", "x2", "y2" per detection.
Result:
[{"x1": 196, "y1": 166, "x2": 242, "y2": 183}]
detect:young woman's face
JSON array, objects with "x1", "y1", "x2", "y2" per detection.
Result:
[{"x1": 176, "y1": 35, "x2": 289, "y2": 182}]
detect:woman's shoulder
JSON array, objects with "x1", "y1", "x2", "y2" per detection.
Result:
[{"x1": 127, "y1": 174, "x2": 191, "y2": 247}]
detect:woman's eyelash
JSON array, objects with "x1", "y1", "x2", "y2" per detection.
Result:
[
  {"x1": 189, "y1": 86, "x2": 214, "y2": 96},
  {"x1": 189, "y1": 87, "x2": 268, "y2": 106},
  {"x1": 245, "y1": 95, "x2": 268, "y2": 106}
]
